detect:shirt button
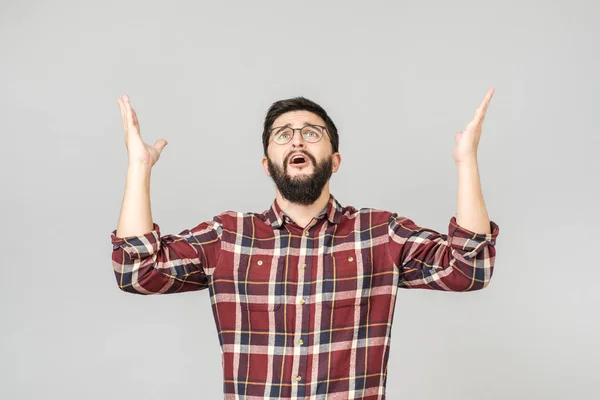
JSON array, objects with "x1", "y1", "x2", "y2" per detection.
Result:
[
  {"x1": 299, "y1": 299, "x2": 305, "y2": 305},
  {"x1": 301, "y1": 263, "x2": 307, "y2": 269},
  {"x1": 295, "y1": 375, "x2": 302, "y2": 382},
  {"x1": 298, "y1": 339, "x2": 304, "y2": 345},
  {"x1": 257, "y1": 260, "x2": 263, "y2": 266},
  {"x1": 304, "y1": 231, "x2": 309, "y2": 237},
  {"x1": 348, "y1": 256, "x2": 354, "y2": 262}
]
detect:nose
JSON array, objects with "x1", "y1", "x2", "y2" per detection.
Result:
[{"x1": 290, "y1": 130, "x2": 305, "y2": 148}]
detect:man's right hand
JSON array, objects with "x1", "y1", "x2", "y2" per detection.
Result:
[{"x1": 117, "y1": 94, "x2": 168, "y2": 167}]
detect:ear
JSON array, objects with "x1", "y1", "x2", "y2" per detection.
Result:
[
  {"x1": 332, "y1": 152, "x2": 342, "y2": 173},
  {"x1": 261, "y1": 156, "x2": 271, "y2": 177}
]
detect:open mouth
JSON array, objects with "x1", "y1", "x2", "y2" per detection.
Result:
[{"x1": 289, "y1": 154, "x2": 309, "y2": 167}]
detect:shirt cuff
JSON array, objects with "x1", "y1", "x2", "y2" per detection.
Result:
[
  {"x1": 448, "y1": 216, "x2": 499, "y2": 259},
  {"x1": 110, "y1": 223, "x2": 161, "y2": 259}
]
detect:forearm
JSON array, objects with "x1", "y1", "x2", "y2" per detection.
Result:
[
  {"x1": 115, "y1": 164, "x2": 154, "y2": 237},
  {"x1": 456, "y1": 158, "x2": 491, "y2": 234}
]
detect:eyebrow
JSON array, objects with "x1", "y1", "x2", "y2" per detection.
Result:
[{"x1": 272, "y1": 122, "x2": 316, "y2": 130}]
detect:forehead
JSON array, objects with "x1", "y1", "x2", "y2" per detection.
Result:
[{"x1": 271, "y1": 110, "x2": 325, "y2": 129}]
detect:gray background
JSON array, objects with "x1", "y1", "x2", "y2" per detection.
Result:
[{"x1": 1, "y1": 0, "x2": 598, "y2": 399}]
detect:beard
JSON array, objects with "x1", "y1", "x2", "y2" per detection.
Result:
[{"x1": 266, "y1": 151, "x2": 333, "y2": 205}]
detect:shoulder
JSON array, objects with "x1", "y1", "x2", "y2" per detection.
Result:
[
  {"x1": 213, "y1": 209, "x2": 271, "y2": 227},
  {"x1": 338, "y1": 203, "x2": 397, "y2": 226}
]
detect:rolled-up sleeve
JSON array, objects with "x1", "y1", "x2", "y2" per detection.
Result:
[
  {"x1": 387, "y1": 214, "x2": 499, "y2": 291},
  {"x1": 110, "y1": 217, "x2": 222, "y2": 295}
]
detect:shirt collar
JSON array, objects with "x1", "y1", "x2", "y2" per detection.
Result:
[{"x1": 268, "y1": 193, "x2": 343, "y2": 229}]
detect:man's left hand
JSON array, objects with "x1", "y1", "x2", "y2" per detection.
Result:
[{"x1": 453, "y1": 88, "x2": 495, "y2": 165}]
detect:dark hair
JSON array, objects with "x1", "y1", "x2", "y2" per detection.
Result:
[{"x1": 262, "y1": 96, "x2": 339, "y2": 156}]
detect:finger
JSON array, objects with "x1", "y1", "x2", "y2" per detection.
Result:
[
  {"x1": 131, "y1": 107, "x2": 140, "y2": 132},
  {"x1": 473, "y1": 88, "x2": 495, "y2": 122},
  {"x1": 153, "y1": 139, "x2": 168, "y2": 153},
  {"x1": 123, "y1": 95, "x2": 137, "y2": 134},
  {"x1": 466, "y1": 89, "x2": 494, "y2": 130},
  {"x1": 117, "y1": 98, "x2": 127, "y2": 132},
  {"x1": 480, "y1": 87, "x2": 495, "y2": 112}
]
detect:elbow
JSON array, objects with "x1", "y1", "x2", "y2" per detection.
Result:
[
  {"x1": 444, "y1": 246, "x2": 496, "y2": 292},
  {"x1": 115, "y1": 280, "x2": 151, "y2": 295},
  {"x1": 113, "y1": 270, "x2": 151, "y2": 295},
  {"x1": 446, "y1": 264, "x2": 495, "y2": 292},
  {"x1": 112, "y1": 255, "x2": 155, "y2": 295}
]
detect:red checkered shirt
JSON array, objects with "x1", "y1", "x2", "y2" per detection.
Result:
[{"x1": 110, "y1": 193, "x2": 500, "y2": 399}]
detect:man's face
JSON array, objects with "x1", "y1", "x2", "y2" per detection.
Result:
[{"x1": 261, "y1": 110, "x2": 341, "y2": 205}]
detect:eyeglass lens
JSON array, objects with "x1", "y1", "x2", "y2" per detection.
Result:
[{"x1": 272, "y1": 126, "x2": 323, "y2": 144}]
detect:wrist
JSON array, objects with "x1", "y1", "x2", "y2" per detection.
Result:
[
  {"x1": 455, "y1": 157, "x2": 478, "y2": 168},
  {"x1": 127, "y1": 162, "x2": 152, "y2": 173}
]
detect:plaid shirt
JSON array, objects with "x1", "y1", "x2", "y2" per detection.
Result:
[{"x1": 110, "y1": 194, "x2": 499, "y2": 399}]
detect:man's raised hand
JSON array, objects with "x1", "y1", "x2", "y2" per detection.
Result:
[
  {"x1": 117, "y1": 94, "x2": 168, "y2": 167},
  {"x1": 452, "y1": 88, "x2": 495, "y2": 165}
]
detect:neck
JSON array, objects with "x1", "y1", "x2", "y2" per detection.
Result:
[{"x1": 275, "y1": 183, "x2": 331, "y2": 228}]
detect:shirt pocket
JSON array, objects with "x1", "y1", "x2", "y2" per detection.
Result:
[
  {"x1": 237, "y1": 253, "x2": 285, "y2": 312},
  {"x1": 323, "y1": 249, "x2": 373, "y2": 309}
]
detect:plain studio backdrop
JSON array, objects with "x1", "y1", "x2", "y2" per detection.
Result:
[{"x1": 1, "y1": 0, "x2": 598, "y2": 399}]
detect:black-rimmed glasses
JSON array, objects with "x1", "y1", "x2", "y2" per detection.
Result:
[{"x1": 268, "y1": 124, "x2": 328, "y2": 145}]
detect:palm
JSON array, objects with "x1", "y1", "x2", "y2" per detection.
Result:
[
  {"x1": 117, "y1": 94, "x2": 168, "y2": 167},
  {"x1": 453, "y1": 88, "x2": 495, "y2": 164}
]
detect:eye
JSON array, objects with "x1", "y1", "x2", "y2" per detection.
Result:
[{"x1": 302, "y1": 127, "x2": 320, "y2": 136}]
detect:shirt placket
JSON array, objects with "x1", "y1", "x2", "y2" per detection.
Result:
[{"x1": 291, "y1": 220, "x2": 319, "y2": 398}]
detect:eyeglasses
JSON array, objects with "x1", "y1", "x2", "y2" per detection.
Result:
[{"x1": 268, "y1": 124, "x2": 328, "y2": 145}]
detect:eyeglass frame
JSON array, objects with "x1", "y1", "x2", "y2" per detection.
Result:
[{"x1": 267, "y1": 124, "x2": 330, "y2": 145}]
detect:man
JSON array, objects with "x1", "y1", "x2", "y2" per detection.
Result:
[{"x1": 111, "y1": 90, "x2": 500, "y2": 399}]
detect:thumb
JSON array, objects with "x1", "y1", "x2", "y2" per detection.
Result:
[
  {"x1": 153, "y1": 139, "x2": 168, "y2": 153},
  {"x1": 454, "y1": 131, "x2": 463, "y2": 144}
]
